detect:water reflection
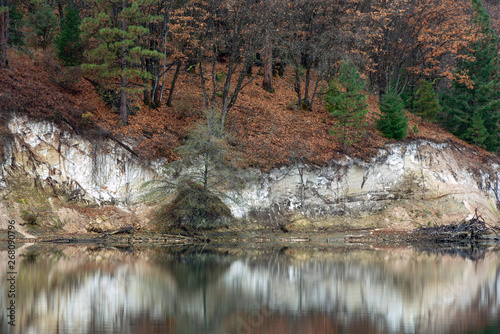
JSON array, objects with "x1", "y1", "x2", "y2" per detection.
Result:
[{"x1": 1, "y1": 243, "x2": 500, "y2": 333}]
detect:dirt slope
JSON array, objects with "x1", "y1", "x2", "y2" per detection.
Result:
[{"x1": 0, "y1": 48, "x2": 498, "y2": 172}]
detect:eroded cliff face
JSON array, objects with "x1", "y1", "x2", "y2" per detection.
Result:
[
  {"x1": 0, "y1": 113, "x2": 165, "y2": 205},
  {"x1": 1, "y1": 113, "x2": 499, "y2": 227},
  {"x1": 235, "y1": 141, "x2": 500, "y2": 227}
]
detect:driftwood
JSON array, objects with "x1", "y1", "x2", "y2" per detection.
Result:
[
  {"x1": 415, "y1": 209, "x2": 496, "y2": 243},
  {"x1": 107, "y1": 226, "x2": 134, "y2": 235}
]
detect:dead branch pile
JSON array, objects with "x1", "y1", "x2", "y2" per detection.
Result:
[{"x1": 415, "y1": 210, "x2": 494, "y2": 243}]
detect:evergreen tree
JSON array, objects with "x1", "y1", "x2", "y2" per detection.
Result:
[
  {"x1": 413, "y1": 79, "x2": 441, "y2": 124},
  {"x1": 377, "y1": 91, "x2": 408, "y2": 140},
  {"x1": 27, "y1": 2, "x2": 56, "y2": 49},
  {"x1": 441, "y1": 0, "x2": 500, "y2": 152},
  {"x1": 464, "y1": 111, "x2": 489, "y2": 147},
  {"x1": 8, "y1": 2, "x2": 24, "y2": 46},
  {"x1": 81, "y1": 0, "x2": 163, "y2": 125},
  {"x1": 148, "y1": 109, "x2": 242, "y2": 230},
  {"x1": 325, "y1": 60, "x2": 369, "y2": 151},
  {"x1": 56, "y1": 4, "x2": 82, "y2": 66}
]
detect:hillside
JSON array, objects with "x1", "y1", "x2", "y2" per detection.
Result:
[
  {"x1": 2, "y1": 49, "x2": 495, "y2": 172},
  {"x1": 2, "y1": 49, "x2": 500, "y2": 237}
]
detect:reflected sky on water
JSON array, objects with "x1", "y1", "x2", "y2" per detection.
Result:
[{"x1": 1, "y1": 243, "x2": 500, "y2": 334}]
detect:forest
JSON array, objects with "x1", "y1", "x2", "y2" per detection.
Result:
[
  {"x1": 2, "y1": 0, "x2": 500, "y2": 229},
  {"x1": 1, "y1": 0, "x2": 500, "y2": 162}
]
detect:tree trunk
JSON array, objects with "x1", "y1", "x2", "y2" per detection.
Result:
[
  {"x1": 262, "y1": 30, "x2": 273, "y2": 92},
  {"x1": 303, "y1": 66, "x2": 311, "y2": 110},
  {"x1": 0, "y1": 0, "x2": 9, "y2": 68},
  {"x1": 120, "y1": 81, "x2": 128, "y2": 124},
  {"x1": 120, "y1": 0, "x2": 128, "y2": 125},
  {"x1": 57, "y1": 0, "x2": 63, "y2": 30},
  {"x1": 158, "y1": 10, "x2": 172, "y2": 104},
  {"x1": 343, "y1": 119, "x2": 347, "y2": 151},
  {"x1": 294, "y1": 66, "x2": 302, "y2": 108},
  {"x1": 199, "y1": 63, "x2": 211, "y2": 112},
  {"x1": 143, "y1": 58, "x2": 152, "y2": 106},
  {"x1": 166, "y1": 60, "x2": 181, "y2": 107}
]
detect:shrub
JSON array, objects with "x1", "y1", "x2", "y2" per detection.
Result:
[
  {"x1": 21, "y1": 209, "x2": 39, "y2": 226},
  {"x1": 156, "y1": 181, "x2": 232, "y2": 230},
  {"x1": 147, "y1": 109, "x2": 243, "y2": 231},
  {"x1": 50, "y1": 66, "x2": 82, "y2": 93}
]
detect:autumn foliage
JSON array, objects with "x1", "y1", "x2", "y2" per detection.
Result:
[{"x1": 1, "y1": 0, "x2": 500, "y2": 170}]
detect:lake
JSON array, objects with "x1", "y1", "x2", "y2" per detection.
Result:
[{"x1": 1, "y1": 242, "x2": 499, "y2": 334}]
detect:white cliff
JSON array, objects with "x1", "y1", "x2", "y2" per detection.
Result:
[
  {"x1": 1, "y1": 113, "x2": 165, "y2": 205},
  {"x1": 1, "y1": 113, "x2": 499, "y2": 226},
  {"x1": 233, "y1": 141, "x2": 500, "y2": 225}
]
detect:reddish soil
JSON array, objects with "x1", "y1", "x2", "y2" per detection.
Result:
[{"x1": 2, "y1": 48, "x2": 498, "y2": 172}]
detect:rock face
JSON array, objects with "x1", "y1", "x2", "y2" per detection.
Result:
[
  {"x1": 234, "y1": 141, "x2": 500, "y2": 226},
  {"x1": 1, "y1": 113, "x2": 165, "y2": 205},
  {"x1": 1, "y1": 113, "x2": 499, "y2": 226}
]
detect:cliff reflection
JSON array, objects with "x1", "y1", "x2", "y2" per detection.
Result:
[{"x1": 1, "y1": 244, "x2": 499, "y2": 334}]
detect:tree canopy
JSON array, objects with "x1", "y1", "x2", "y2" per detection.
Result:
[
  {"x1": 1, "y1": 0, "x2": 500, "y2": 156},
  {"x1": 441, "y1": 0, "x2": 500, "y2": 152},
  {"x1": 81, "y1": 0, "x2": 163, "y2": 124}
]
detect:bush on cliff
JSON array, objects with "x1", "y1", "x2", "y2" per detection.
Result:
[
  {"x1": 155, "y1": 180, "x2": 232, "y2": 230},
  {"x1": 147, "y1": 109, "x2": 243, "y2": 231}
]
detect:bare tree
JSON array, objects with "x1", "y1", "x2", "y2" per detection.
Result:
[
  {"x1": 195, "y1": 0, "x2": 264, "y2": 132},
  {"x1": 276, "y1": 0, "x2": 362, "y2": 111},
  {"x1": 0, "y1": 0, "x2": 10, "y2": 67},
  {"x1": 360, "y1": 0, "x2": 473, "y2": 96}
]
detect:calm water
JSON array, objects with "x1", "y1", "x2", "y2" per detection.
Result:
[{"x1": 1, "y1": 242, "x2": 500, "y2": 334}]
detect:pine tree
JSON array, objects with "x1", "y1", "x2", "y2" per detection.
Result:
[
  {"x1": 377, "y1": 91, "x2": 408, "y2": 140},
  {"x1": 27, "y1": 2, "x2": 56, "y2": 49},
  {"x1": 325, "y1": 60, "x2": 369, "y2": 151},
  {"x1": 81, "y1": 0, "x2": 163, "y2": 125},
  {"x1": 413, "y1": 79, "x2": 441, "y2": 124},
  {"x1": 441, "y1": 0, "x2": 500, "y2": 152},
  {"x1": 56, "y1": 4, "x2": 82, "y2": 66},
  {"x1": 148, "y1": 109, "x2": 242, "y2": 230},
  {"x1": 464, "y1": 111, "x2": 489, "y2": 147},
  {"x1": 8, "y1": 2, "x2": 23, "y2": 47}
]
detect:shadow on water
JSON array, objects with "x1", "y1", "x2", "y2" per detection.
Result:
[{"x1": 412, "y1": 242, "x2": 497, "y2": 261}]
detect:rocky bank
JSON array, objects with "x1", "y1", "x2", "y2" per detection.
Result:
[{"x1": 1, "y1": 113, "x2": 499, "y2": 232}]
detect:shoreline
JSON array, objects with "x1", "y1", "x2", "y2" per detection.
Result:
[{"x1": 1, "y1": 225, "x2": 499, "y2": 249}]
